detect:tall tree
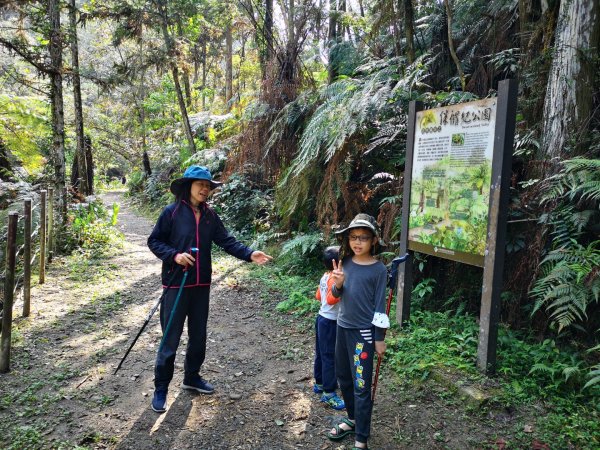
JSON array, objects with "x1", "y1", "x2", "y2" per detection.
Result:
[
  {"x1": 176, "y1": 19, "x2": 194, "y2": 108},
  {"x1": 265, "y1": 0, "x2": 273, "y2": 63},
  {"x1": 541, "y1": 0, "x2": 600, "y2": 161},
  {"x1": 225, "y1": 23, "x2": 233, "y2": 109},
  {"x1": 47, "y1": 0, "x2": 67, "y2": 217},
  {"x1": 328, "y1": 0, "x2": 338, "y2": 82},
  {"x1": 156, "y1": 0, "x2": 197, "y2": 152},
  {"x1": 403, "y1": 0, "x2": 415, "y2": 63},
  {"x1": 69, "y1": 0, "x2": 89, "y2": 195},
  {"x1": 443, "y1": 0, "x2": 465, "y2": 91}
]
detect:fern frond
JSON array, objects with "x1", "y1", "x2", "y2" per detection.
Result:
[
  {"x1": 529, "y1": 363, "x2": 555, "y2": 376},
  {"x1": 531, "y1": 240, "x2": 600, "y2": 332},
  {"x1": 584, "y1": 365, "x2": 600, "y2": 389},
  {"x1": 280, "y1": 232, "x2": 323, "y2": 257}
]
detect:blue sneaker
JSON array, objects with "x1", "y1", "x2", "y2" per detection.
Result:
[
  {"x1": 313, "y1": 383, "x2": 323, "y2": 394},
  {"x1": 151, "y1": 389, "x2": 167, "y2": 413},
  {"x1": 321, "y1": 392, "x2": 345, "y2": 410},
  {"x1": 181, "y1": 375, "x2": 215, "y2": 394}
]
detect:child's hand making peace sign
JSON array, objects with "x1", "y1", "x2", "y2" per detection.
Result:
[{"x1": 331, "y1": 259, "x2": 345, "y2": 290}]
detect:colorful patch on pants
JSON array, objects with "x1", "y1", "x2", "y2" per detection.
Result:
[
  {"x1": 355, "y1": 376, "x2": 365, "y2": 389},
  {"x1": 354, "y1": 342, "x2": 367, "y2": 390}
]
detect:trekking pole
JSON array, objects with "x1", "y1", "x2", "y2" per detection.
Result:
[
  {"x1": 158, "y1": 248, "x2": 198, "y2": 353},
  {"x1": 372, "y1": 253, "x2": 409, "y2": 401},
  {"x1": 113, "y1": 249, "x2": 195, "y2": 375}
]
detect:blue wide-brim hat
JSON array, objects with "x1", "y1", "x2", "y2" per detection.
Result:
[{"x1": 170, "y1": 165, "x2": 223, "y2": 195}]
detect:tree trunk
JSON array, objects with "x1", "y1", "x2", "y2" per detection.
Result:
[
  {"x1": 139, "y1": 37, "x2": 148, "y2": 158},
  {"x1": 143, "y1": 150, "x2": 152, "y2": 176},
  {"x1": 392, "y1": 2, "x2": 402, "y2": 57},
  {"x1": 47, "y1": 0, "x2": 67, "y2": 218},
  {"x1": 157, "y1": 0, "x2": 196, "y2": 152},
  {"x1": 444, "y1": 0, "x2": 466, "y2": 91},
  {"x1": 288, "y1": 0, "x2": 295, "y2": 46},
  {"x1": 340, "y1": 0, "x2": 349, "y2": 41},
  {"x1": 238, "y1": 32, "x2": 247, "y2": 93},
  {"x1": 225, "y1": 24, "x2": 233, "y2": 109},
  {"x1": 328, "y1": 0, "x2": 338, "y2": 83},
  {"x1": 69, "y1": 0, "x2": 88, "y2": 196},
  {"x1": 541, "y1": 0, "x2": 600, "y2": 160},
  {"x1": 177, "y1": 20, "x2": 193, "y2": 108},
  {"x1": 518, "y1": 0, "x2": 529, "y2": 52},
  {"x1": 404, "y1": 0, "x2": 416, "y2": 64},
  {"x1": 201, "y1": 41, "x2": 207, "y2": 110},
  {"x1": 265, "y1": 0, "x2": 273, "y2": 62},
  {"x1": 172, "y1": 66, "x2": 196, "y2": 152},
  {"x1": 84, "y1": 135, "x2": 94, "y2": 193},
  {"x1": 0, "y1": 138, "x2": 15, "y2": 180}
]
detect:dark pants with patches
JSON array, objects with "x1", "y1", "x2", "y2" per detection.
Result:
[
  {"x1": 314, "y1": 315, "x2": 338, "y2": 392},
  {"x1": 336, "y1": 326, "x2": 375, "y2": 444},
  {"x1": 154, "y1": 286, "x2": 210, "y2": 391}
]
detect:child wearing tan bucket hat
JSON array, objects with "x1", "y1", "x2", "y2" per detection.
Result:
[{"x1": 326, "y1": 213, "x2": 388, "y2": 450}]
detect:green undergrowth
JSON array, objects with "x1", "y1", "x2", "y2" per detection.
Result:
[
  {"x1": 246, "y1": 262, "x2": 321, "y2": 323},
  {"x1": 244, "y1": 259, "x2": 600, "y2": 449},
  {"x1": 62, "y1": 199, "x2": 123, "y2": 255},
  {"x1": 388, "y1": 309, "x2": 599, "y2": 448}
]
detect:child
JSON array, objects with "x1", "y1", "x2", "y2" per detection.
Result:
[
  {"x1": 313, "y1": 246, "x2": 345, "y2": 410},
  {"x1": 326, "y1": 214, "x2": 389, "y2": 450}
]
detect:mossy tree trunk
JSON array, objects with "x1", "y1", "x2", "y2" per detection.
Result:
[
  {"x1": 69, "y1": 0, "x2": 89, "y2": 196},
  {"x1": 47, "y1": 0, "x2": 67, "y2": 219},
  {"x1": 541, "y1": 0, "x2": 600, "y2": 162}
]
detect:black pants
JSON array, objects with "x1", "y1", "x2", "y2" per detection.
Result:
[
  {"x1": 154, "y1": 285, "x2": 210, "y2": 391},
  {"x1": 336, "y1": 326, "x2": 375, "y2": 444}
]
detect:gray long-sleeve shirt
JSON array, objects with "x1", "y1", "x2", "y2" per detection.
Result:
[{"x1": 332, "y1": 256, "x2": 388, "y2": 340}]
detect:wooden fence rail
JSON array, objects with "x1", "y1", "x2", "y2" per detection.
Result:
[{"x1": 0, "y1": 189, "x2": 55, "y2": 373}]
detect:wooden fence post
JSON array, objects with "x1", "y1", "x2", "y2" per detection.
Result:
[
  {"x1": 0, "y1": 212, "x2": 18, "y2": 373},
  {"x1": 39, "y1": 190, "x2": 46, "y2": 284},
  {"x1": 48, "y1": 187, "x2": 54, "y2": 262},
  {"x1": 23, "y1": 199, "x2": 32, "y2": 317}
]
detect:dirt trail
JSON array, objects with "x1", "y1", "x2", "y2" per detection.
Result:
[{"x1": 0, "y1": 191, "x2": 517, "y2": 450}]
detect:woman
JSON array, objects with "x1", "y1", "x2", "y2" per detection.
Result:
[{"x1": 147, "y1": 165, "x2": 272, "y2": 413}]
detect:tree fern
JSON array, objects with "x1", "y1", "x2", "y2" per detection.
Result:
[
  {"x1": 531, "y1": 240, "x2": 600, "y2": 332},
  {"x1": 279, "y1": 232, "x2": 323, "y2": 258},
  {"x1": 584, "y1": 364, "x2": 600, "y2": 389},
  {"x1": 542, "y1": 158, "x2": 600, "y2": 206}
]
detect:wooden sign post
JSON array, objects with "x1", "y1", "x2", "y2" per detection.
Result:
[{"x1": 396, "y1": 79, "x2": 518, "y2": 374}]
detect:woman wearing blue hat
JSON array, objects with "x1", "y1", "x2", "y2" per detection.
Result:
[{"x1": 147, "y1": 165, "x2": 272, "y2": 413}]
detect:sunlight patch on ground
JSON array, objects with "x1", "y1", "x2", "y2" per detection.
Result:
[
  {"x1": 186, "y1": 395, "x2": 220, "y2": 429},
  {"x1": 287, "y1": 391, "x2": 312, "y2": 437}
]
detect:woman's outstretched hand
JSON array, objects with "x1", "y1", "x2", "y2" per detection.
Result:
[
  {"x1": 251, "y1": 251, "x2": 273, "y2": 265},
  {"x1": 331, "y1": 259, "x2": 344, "y2": 289}
]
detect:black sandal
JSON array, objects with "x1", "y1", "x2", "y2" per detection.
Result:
[{"x1": 326, "y1": 418, "x2": 355, "y2": 441}]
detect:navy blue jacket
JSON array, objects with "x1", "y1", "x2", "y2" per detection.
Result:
[{"x1": 148, "y1": 200, "x2": 254, "y2": 287}]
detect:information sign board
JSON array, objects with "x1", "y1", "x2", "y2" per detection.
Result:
[{"x1": 408, "y1": 98, "x2": 497, "y2": 267}]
